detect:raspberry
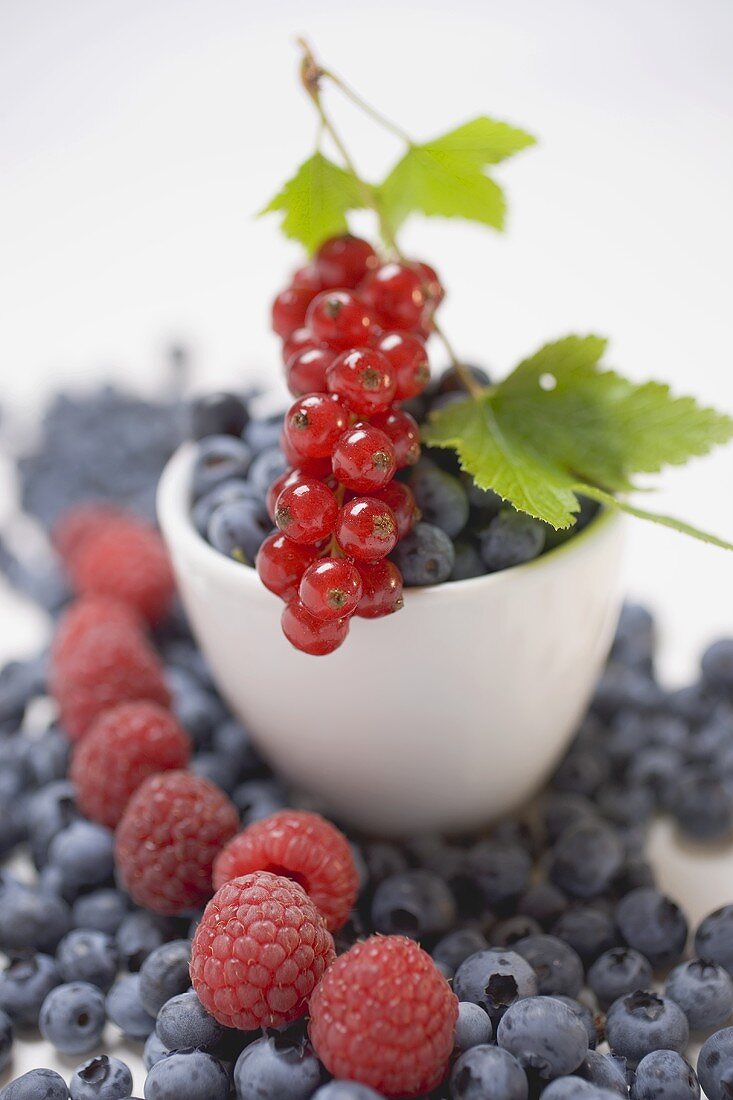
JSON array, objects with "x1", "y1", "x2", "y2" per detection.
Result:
[
  {"x1": 70, "y1": 702, "x2": 191, "y2": 827},
  {"x1": 309, "y1": 935, "x2": 458, "y2": 1097},
  {"x1": 213, "y1": 810, "x2": 359, "y2": 931},
  {"x1": 190, "y1": 871, "x2": 335, "y2": 1030},
  {"x1": 115, "y1": 771, "x2": 238, "y2": 914},
  {"x1": 52, "y1": 595, "x2": 145, "y2": 670},
  {"x1": 68, "y1": 515, "x2": 175, "y2": 625},
  {"x1": 51, "y1": 623, "x2": 170, "y2": 740},
  {"x1": 52, "y1": 504, "x2": 127, "y2": 566}
]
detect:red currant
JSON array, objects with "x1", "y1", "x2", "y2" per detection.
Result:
[
  {"x1": 275, "y1": 479, "x2": 338, "y2": 545},
  {"x1": 413, "y1": 260, "x2": 445, "y2": 308},
  {"x1": 299, "y1": 558, "x2": 363, "y2": 620},
  {"x1": 372, "y1": 331, "x2": 430, "y2": 400},
  {"x1": 286, "y1": 346, "x2": 335, "y2": 396},
  {"x1": 280, "y1": 432, "x2": 332, "y2": 479},
  {"x1": 332, "y1": 425, "x2": 397, "y2": 493},
  {"x1": 355, "y1": 560, "x2": 404, "y2": 618},
  {"x1": 281, "y1": 599, "x2": 349, "y2": 656},
  {"x1": 306, "y1": 290, "x2": 373, "y2": 350},
  {"x1": 359, "y1": 262, "x2": 426, "y2": 332},
  {"x1": 336, "y1": 497, "x2": 398, "y2": 562},
  {"x1": 372, "y1": 481, "x2": 419, "y2": 539},
  {"x1": 326, "y1": 347, "x2": 396, "y2": 416},
  {"x1": 315, "y1": 234, "x2": 378, "y2": 289},
  {"x1": 291, "y1": 262, "x2": 324, "y2": 293},
  {"x1": 369, "y1": 408, "x2": 421, "y2": 468},
  {"x1": 282, "y1": 327, "x2": 316, "y2": 365},
  {"x1": 272, "y1": 287, "x2": 317, "y2": 339},
  {"x1": 256, "y1": 533, "x2": 321, "y2": 601},
  {"x1": 284, "y1": 394, "x2": 350, "y2": 460}
]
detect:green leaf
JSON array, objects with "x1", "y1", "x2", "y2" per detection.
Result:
[
  {"x1": 579, "y1": 486, "x2": 733, "y2": 551},
  {"x1": 259, "y1": 153, "x2": 365, "y2": 253},
  {"x1": 378, "y1": 116, "x2": 535, "y2": 231},
  {"x1": 423, "y1": 335, "x2": 733, "y2": 535}
]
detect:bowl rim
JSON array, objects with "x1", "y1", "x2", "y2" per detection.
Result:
[{"x1": 157, "y1": 442, "x2": 623, "y2": 603}]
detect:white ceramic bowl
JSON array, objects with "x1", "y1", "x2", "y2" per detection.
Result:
[{"x1": 158, "y1": 445, "x2": 625, "y2": 836}]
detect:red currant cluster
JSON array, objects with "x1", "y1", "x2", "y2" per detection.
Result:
[{"x1": 256, "y1": 233, "x2": 444, "y2": 655}]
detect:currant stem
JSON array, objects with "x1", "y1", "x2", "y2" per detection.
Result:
[{"x1": 318, "y1": 67, "x2": 413, "y2": 147}]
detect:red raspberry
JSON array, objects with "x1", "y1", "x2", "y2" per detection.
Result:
[
  {"x1": 213, "y1": 810, "x2": 359, "y2": 931},
  {"x1": 190, "y1": 871, "x2": 335, "y2": 1031},
  {"x1": 52, "y1": 595, "x2": 146, "y2": 670},
  {"x1": 70, "y1": 702, "x2": 191, "y2": 827},
  {"x1": 116, "y1": 771, "x2": 238, "y2": 915},
  {"x1": 68, "y1": 515, "x2": 175, "y2": 625},
  {"x1": 309, "y1": 936, "x2": 458, "y2": 1097},
  {"x1": 52, "y1": 504, "x2": 127, "y2": 566},
  {"x1": 51, "y1": 624, "x2": 170, "y2": 740}
]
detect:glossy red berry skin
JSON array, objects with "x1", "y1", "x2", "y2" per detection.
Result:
[
  {"x1": 332, "y1": 425, "x2": 397, "y2": 493},
  {"x1": 359, "y1": 262, "x2": 427, "y2": 332},
  {"x1": 372, "y1": 331, "x2": 430, "y2": 400},
  {"x1": 306, "y1": 290, "x2": 373, "y2": 350},
  {"x1": 372, "y1": 481, "x2": 419, "y2": 539},
  {"x1": 282, "y1": 326, "x2": 316, "y2": 365},
  {"x1": 272, "y1": 287, "x2": 316, "y2": 339},
  {"x1": 414, "y1": 260, "x2": 445, "y2": 307},
  {"x1": 256, "y1": 533, "x2": 322, "y2": 601},
  {"x1": 299, "y1": 558, "x2": 363, "y2": 621},
  {"x1": 281, "y1": 599, "x2": 350, "y2": 655},
  {"x1": 286, "y1": 346, "x2": 335, "y2": 396},
  {"x1": 356, "y1": 560, "x2": 404, "y2": 618},
  {"x1": 275, "y1": 479, "x2": 338, "y2": 545},
  {"x1": 284, "y1": 394, "x2": 350, "y2": 460},
  {"x1": 315, "y1": 234, "x2": 378, "y2": 289},
  {"x1": 336, "y1": 497, "x2": 398, "y2": 562},
  {"x1": 370, "y1": 408, "x2": 421, "y2": 468},
  {"x1": 326, "y1": 347, "x2": 396, "y2": 416},
  {"x1": 280, "y1": 432, "x2": 333, "y2": 479},
  {"x1": 291, "y1": 262, "x2": 324, "y2": 293},
  {"x1": 267, "y1": 469, "x2": 300, "y2": 523}
]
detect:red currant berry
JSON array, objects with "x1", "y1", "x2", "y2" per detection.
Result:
[
  {"x1": 291, "y1": 262, "x2": 324, "y2": 293},
  {"x1": 336, "y1": 497, "x2": 398, "y2": 562},
  {"x1": 256, "y1": 533, "x2": 322, "y2": 601},
  {"x1": 281, "y1": 599, "x2": 349, "y2": 656},
  {"x1": 284, "y1": 394, "x2": 350, "y2": 460},
  {"x1": 355, "y1": 560, "x2": 404, "y2": 618},
  {"x1": 369, "y1": 408, "x2": 421, "y2": 468},
  {"x1": 413, "y1": 260, "x2": 445, "y2": 308},
  {"x1": 272, "y1": 287, "x2": 316, "y2": 340},
  {"x1": 280, "y1": 432, "x2": 332, "y2": 479},
  {"x1": 359, "y1": 262, "x2": 426, "y2": 332},
  {"x1": 332, "y1": 425, "x2": 397, "y2": 493},
  {"x1": 299, "y1": 558, "x2": 363, "y2": 621},
  {"x1": 326, "y1": 348, "x2": 396, "y2": 416},
  {"x1": 372, "y1": 331, "x2": 430, "y2": 400},
  {"x1": 267, "y1": 468, "x2": 310, "y2": 523},
  {"x1": 282, "y1": 327, "x2": 316, "y2": 366},
  {"x1": 315, "y1": 234, "x2": 378, "y2": 289},
  {"x1": 306, "y1": 290, "x2": 373, "y2": 350},
  {"x1": 275, "y1": 479, "x2": 338, "y2": 545},
  {"x1": 372, "y1": 481, "x2": 419, "y2": 539},
  {"x1": 286, "y1": 346, "x2": 335, "y2": 396}
]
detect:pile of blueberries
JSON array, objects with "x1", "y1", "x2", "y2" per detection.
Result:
[{"x1": 2, "y1": 380, "x2": 733, "y2": 1099}]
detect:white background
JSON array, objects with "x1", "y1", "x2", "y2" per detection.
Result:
[{"x1": 1, "y1": 0, "x2": 733, "y2": 1091}]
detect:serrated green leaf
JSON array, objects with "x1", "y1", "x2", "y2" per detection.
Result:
[
  {"x1": 580, "y1": 486, "x2": 733, "y2": 551},
  {"x1": 378, "y1": 116, "x2": 535, "y2": 231},
  {"x1": 260, "y1": 153, "x2": 365, "y2": 253}
]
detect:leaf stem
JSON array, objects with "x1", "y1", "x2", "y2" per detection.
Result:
[
  {"x1": 318, "y1": 67, "x2": 414, "y2": 146},
  {"x1": 579, "y1": 484, "x2": 733, "y2": 551}
]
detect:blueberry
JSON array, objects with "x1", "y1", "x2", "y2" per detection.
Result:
[
  {"x1": 627, "y1": 746, "x2": 682, "y2": 800},
  {"x1": 69, "y1": 1056, "x2": 133, "y2": 1100},
  {"x1": 139, "y1": 941, "x2": 192, "y2": 1018},
  {"x1": 231, "y1": 779, "x2": 287, "y2": 825},
  {"x1": 492, "y1": 916, "x2": 543, "y2": 948},
  {"x1": 514, "y1": 935, "x2": 584, "y2": 998},
  {"x1": 605, "y1": 990, "x2": 689, "y2": 1067},
  {"x1": 630, "y1": 1049, "x2": 700, "y2": 1100},
  {"x1": 190, "y1": 753, "x2": 239, "y2": 793},
  {"x1": 669, "y1": 769, "x2": 733, "y2": 841},
  {"x1": 0, "y1": 882, "x2": 72, "y2": 954},
  {"x1": 247, "y1": 444, "x2": 288, "y2": 498},
  {"x1": 551, "y1": 906, "x2": 617, "y2": 967},
  {"x1": 469, "y1": 841, "x2": 532, "y2": 910},
  {"x1": 144, "y1": 1031, "x2": 170, "y2": 1070},
  {"x1": 436, "y1": 363, "x2": 492, "y2": 394},
  {"x1": 144, "y1": 1050, "x2": 229, "y2": 1100},
  {"x1": 450, "y1": 539, "x2": 485, "y2": 581},
  {"x1": 611, "y1": 602, "x2": 656, "y2": 672},
  {"x1": 697, "y1": 1026, "x2": 733, "y2": 1100},
  {"x1": 156, "y1": 991, "x2": 223, "y2": 1052},
  {"x1": 191, "y1": 479, "x2": 260, "y2": 537},
  {"x1": 26, "y1": 781, "x2": 78, "y2": 869},
  {"x1": 517, "y1": 882, "x2": 568, "y2": 930},
  {"x1": 211, "y1": 720, "x2": 263, "y2": 780},
  {"x1": 191, "y1": 436, "x2": 252, "y2": 499},
  {"x1": 496, "y1": 996, "x2": 588, "y2": 1080},
  {"x1": 552, "y1": 749, "x2": 609, "y2": 798},
  {"x1": 116, "y1": 913, "x2": 171, "y2": 972},
  {"x1": 73, "y1": 889, "x2": 131, "y2": 936},
  {"x1": 167, "y1": 673, "x2": 224, "y2": 751},
  {"x1": 478, "y1": 509, "x2": 545, "y2": 572},
  {"x1": 48, "y1": 821, "x2": 115, "y2": 893},
  {"x1": 39, "y1": 981, "x2": 106, "y2": 1055},
  {"x1": 106, "y1": 973, "x2": 156, "y2": 1040},
  {"x1": 408, "y1": 461, "x2": 469, "y2": 537},
  {"x1": 551, "y1": 997, "x2": 598, "y2": 1050},
  {"x1": 244, "y1": 414, "x2": 285, "y2": 457},
  {"x1": 390, "y1": 522, "x2": 455, "y2": 585},
  {"x1": 207, "y1": 498, "x2": 271, "y2": 566},
  {"x1": 190, "y1": 392, "x2": 248, "y2": 441},
  {"x1": 312, "y1": 1085, "x2": 385, "y2": 1100},
  {"x1": 542, "y1": 1080, "x2": 619, "y2": 1099},
  {"x1": 453, "y1": 949, "x2": 538, "y2": 1026},
  {"x1": 596, "y1": 783, "x2": 655, "y2": 829},
  {"x1": 587, "y1": 947, "x2": 653, "y2": 1011},
  {"x1": 233, "y1": 1033, "x2": 322, "y2": 1100},
  {"x1": 371, "y1": 870, "x2": 456, "y2": 940},
  {"x1": 540, "y1": 793, "x2": 597, "y2": 844},
  {"x1": 592, "y1": 665, "x2": 663, "y2": 720},
  {"x1": 665, "y1": 957, "x2": 733, "y2": 1029},
  {"x1": 695, "y1": 905, "x2": 733, "y2": 975},
  {"x1": 576, "y1": 1050, "x2": 629, "y2": 1096},
  {"x1": 0, "y1": 954, "x2": 61, "y2": 1026},
  {"x1": 615, "y1": 888, "x2": 688, "y2": 969},
  {"x1": 27, "y1": 727, "x2": 71, "y2": 787},
  {"x1": 0, "y1": 1068, "x2": 70, "y2": 1100},
  {"x1": 449, "y1": 1044, "x2": 528, "y2": 1099},
  {"x1": 549, "y1": 820, "x2": 624, "y2": 899},
  {"x1": 432, "y1": 928, "x2": 489, "y2": 974},
  {"x1": 0, "y1": 1007, "x2": 12, "y2": 1074},
  {"x1": 455, "y1": 1002, "x2": 493, "y2": 1051},
  {"x1": 56, "y1": 930, "x2": 119, "y2": 992},
  {"x1": 701, "y1": 638, "x2": 733, "y2": 690}
]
